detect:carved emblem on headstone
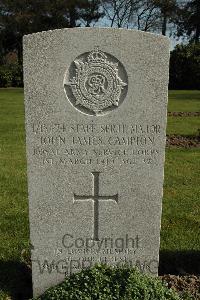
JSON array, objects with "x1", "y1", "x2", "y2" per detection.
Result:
[{"x1": 64, "y1": 47, "x2": 128, "y2": 115}]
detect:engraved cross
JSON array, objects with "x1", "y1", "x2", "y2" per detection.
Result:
[{"x1": 74, "y1": 172, "x2": 118, "y2": 241}]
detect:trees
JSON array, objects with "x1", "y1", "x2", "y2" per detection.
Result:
[
  {"x1": 169, "y1": 43, "x2": 200, "y2": 89},
  {"x1": 0, "y1": 0, "x2": 103, "y2": 88},
  {"x1": 101, "y1": 0, "x2": 180, "y2": 34},
  {"x1": 0, "y1": 0, "x2": 199, "y2": 89},
  {"x1": 175, "y1": 0, "x2": 200, "y2": 43},
  {"x1": 79, "y1": 0, "x2": 104, "y2": 27},
  {"x1": 134, "y1": 0, "x2": 160, "y2": 31},
  {"x1": 0, "y1": 0, "x2": 48, "y2": 63},
  {"x1": 101, "y1": 0, "x2": 159, "y2": 29},
  {"x1": 153, "y1": 0, "x2": 177, "y2": 36},
  {"x1": 0, "y1": 0, "x2": 103, "y2": 64},
  {"x1": 101, "y1": 0, "x2": 138, "y2": 28}
]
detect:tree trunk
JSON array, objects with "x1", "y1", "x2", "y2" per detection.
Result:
[
  {"x1": 69, "y1": 6, "x2": 76, "y2": 27},
  {"x1": 162, "y1": 14, "x2": 167, "y2": 35},
  {"x1": 194, "y1": 23, "x2": 200, "y2": 43},
  {"x1": 17, "y1": 38, "x2": 23, "y2": 65}
]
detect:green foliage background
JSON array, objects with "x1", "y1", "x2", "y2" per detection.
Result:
[
  {"x1": 0, "y1": 64, "x2": 23, "y2": 87},
  {"x1": 169, "y1": 43, "x2": 200, "y2": 90}
]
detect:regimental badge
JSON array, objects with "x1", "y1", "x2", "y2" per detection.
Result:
[{"x1": 64, "y1": 47, "x2": 128, "y2": 115}]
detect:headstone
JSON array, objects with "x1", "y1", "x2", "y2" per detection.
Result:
[{"x1": 23, "y1": 28, "x2": 170, "y2": 298}]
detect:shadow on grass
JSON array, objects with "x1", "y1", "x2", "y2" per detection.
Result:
[
  {"x1": 159, "y1": 250, "x2": 200, "y2": 275},
  {"x1": 0, "y1": 260, "x2": 32, "y2": 300}
]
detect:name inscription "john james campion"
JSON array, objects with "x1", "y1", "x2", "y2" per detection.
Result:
[{"x1": 31, "y1": 122, "x2": 162, "y2": 166}]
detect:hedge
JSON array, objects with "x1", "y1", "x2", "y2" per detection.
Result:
[{"x1": 0, "y1": 64, "x2": 23, "y2": 87}]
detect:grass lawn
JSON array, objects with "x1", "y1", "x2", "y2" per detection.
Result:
[
  {"x1": 168, "y1": 90, "x2": 200, "y2": 112},
  {"x1": 167, "y1": 116, "x2": 200, "y2": 136},
  {"x1": 161, "y1": 148, "x2": 200, "y2": 251},
  {"x1": 0, "y1": 89, "x2": 30, "y2": 299},
  {"x1": 0, "y1": 89, "x2": 199, "y2": 299},
  {"x1": 167, "y1": 90, "x2": 200, "y2": 136},
  {"x1": 0, "y1": 88, "x2": 29, "y2": 261}
]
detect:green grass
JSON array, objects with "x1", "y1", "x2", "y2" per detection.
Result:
[
  {"x1": 161, "y1": 149, "x2": 200, "y2": 251},
  {"x1": 167, "y1": 90, "x2": 200, "y2": 136},
  {"x1": 167, "y1": 117, "x2": 200, "y2": 136},
  {"x1": 0, "y1": 89, "x2": 199, "y2": 299},
  {"x1": 0, "y1": 88, "x2": 29, "y2": 261},
  {"x1": 168, "y1": 90, "x2": 200, "y2": 112},
  {"x1": 0, "y1": 88, "x2": 30, "y2": 299}
]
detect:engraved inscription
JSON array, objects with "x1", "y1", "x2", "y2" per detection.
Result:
[
  {"x1": 31, "y1": 122, "x2": 162, "y2": 167},
  {"x1": 64, "y1": 47, "x2": 128, "y2": 115},
  {"x1": 74, "y1": 172, "x2": 118, "y2": 241}
]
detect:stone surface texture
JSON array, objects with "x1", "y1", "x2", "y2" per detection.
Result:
[{"x1": 23, "y1": 28, "x2": 170, "y2": 298}]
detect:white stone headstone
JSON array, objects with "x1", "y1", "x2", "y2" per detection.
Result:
[{"x1": 23, "y1": 28, "x2": 170, "y2": 298}]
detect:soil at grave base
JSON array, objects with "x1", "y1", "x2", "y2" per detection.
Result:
[
  {"x1": 168, "y1": 112, "x2": 200, "y2": 117},
  {"x1": 160, "y1": 275, "x2": 200, "y2": 299},
  {"x1": 166, "y1": 135, "x2": 200, "y2": 148}
]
